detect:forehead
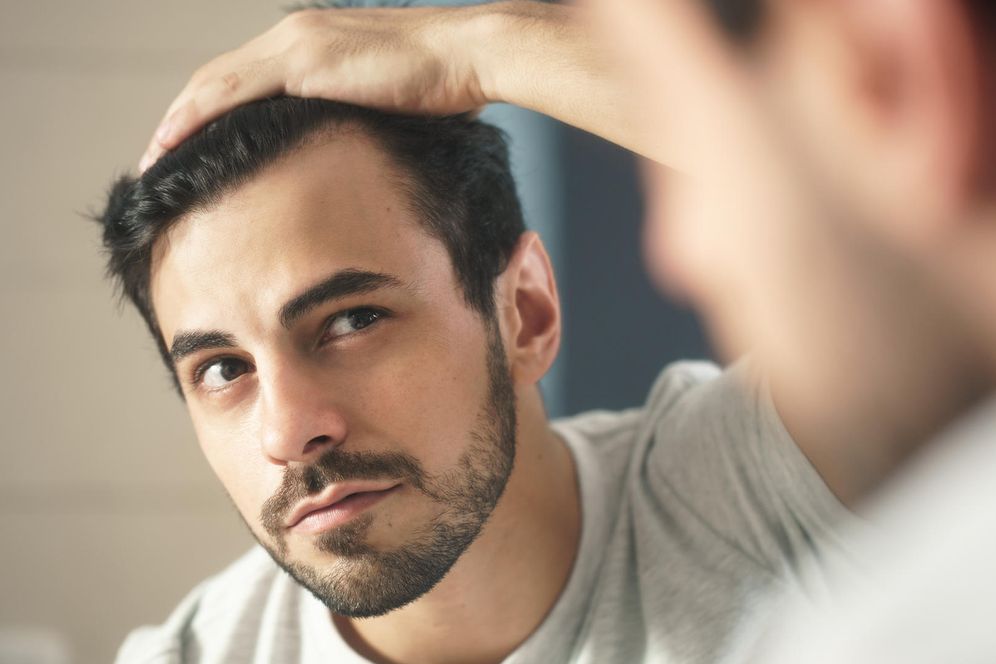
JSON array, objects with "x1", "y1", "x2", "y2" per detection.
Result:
[{"x1": 149, "y1": 132, "x2": 454, "y2": 339}]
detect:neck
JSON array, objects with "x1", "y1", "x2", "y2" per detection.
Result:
[
  {"x1": 334, "y1": 387, "x2": 580, "y2": 664},
  {"x1": 771, "y1": 216, "x2": 994, "y2": 506},
  {"x1": 933, "y1": 207, "x2": 996, "y2": 380}
]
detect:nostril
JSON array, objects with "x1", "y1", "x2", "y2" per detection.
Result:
[{"x1": 303, "y1": 435, "x2": 333, "y2": 455}]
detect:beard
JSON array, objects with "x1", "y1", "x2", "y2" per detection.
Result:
[{"x1": 252, "y1": 322, "x2": 517, "y2": 618}]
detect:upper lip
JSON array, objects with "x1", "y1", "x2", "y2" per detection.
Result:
[{"x1": 284, "y1": 480, "x2": 400, "y2": 529}]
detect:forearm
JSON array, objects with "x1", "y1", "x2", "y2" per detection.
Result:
[
  {"x1": 461, "y1": 2, "x2": 674, "y2": 166},
  {"x1": 141, "y1": 1, "x2": 679, "y2": 171}
]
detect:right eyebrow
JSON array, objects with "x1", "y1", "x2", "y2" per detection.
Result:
[{"x1": 169, "y1": 330, "x2": 238, "y2": 365}]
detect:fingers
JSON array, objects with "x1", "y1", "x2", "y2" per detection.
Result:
[
  {"x1": 136, "y1": 5, "x2": 472, "y2": 172},
  {"x1": 139, "y1": 57, "x2": 285, "y2": 172}
]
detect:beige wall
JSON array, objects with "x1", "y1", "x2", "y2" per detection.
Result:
[{"x1": 0, "y1": 2, "x2": 287, "y2": 662}]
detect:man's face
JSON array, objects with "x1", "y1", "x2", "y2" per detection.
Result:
[{"x1": 149, "y1": 132, "x2": 517, "y2": 618}]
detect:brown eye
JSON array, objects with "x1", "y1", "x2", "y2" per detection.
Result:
[
  {"x1": 325, "y1": 307, "x2": 385, "y2": 340},
  {"x1": 200, "y1": 357, "x2": 251, "y2": 389}
]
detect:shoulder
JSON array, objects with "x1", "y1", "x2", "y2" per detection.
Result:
[
  {"x1": 551, "y1": 360, "x2": 741, "y2": 459},
  {"x1": 115, "y1": 547, "x2": 286, "y2": 664},
  {"x1": 643, "y1": 358, "x2": 763, "y2": 429},
  {"x1": 645, "y1": 359, "x2": 726, "y2": 409},
  {"x1": 641, "y1": 358, "x2": 786, "y2": 461},
  {"x1": 553, "y1": 360, "x2": 758, "y2": 449},
  {"x1": 634, "y1": 358, "x2": 814, "y2": 502},
  {"x1": 550, "y1": 360, "x2": 746, "y2": 498}
]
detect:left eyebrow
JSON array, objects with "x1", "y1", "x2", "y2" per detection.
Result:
[{"x1": 278, "y1": 269, "x2": 404, "y2": 329}]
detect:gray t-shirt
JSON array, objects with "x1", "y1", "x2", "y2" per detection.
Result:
[
  {"x1": 730, "y1": 397, "x2": 996, "y2": 664},
  {"x1": 116, "y1": 361, "x2": 851, "y2": 663}
]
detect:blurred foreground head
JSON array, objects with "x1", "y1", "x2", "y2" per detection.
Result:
[
  {"x1": 594, "y1": 0, "x2": 996, "y2": 467},
  {"x1": 599, "y1": 0, "x2": 996, "y2": 368}
]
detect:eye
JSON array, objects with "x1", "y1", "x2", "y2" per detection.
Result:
[
  {"x1": 196, "y1": 357, "x2": 252, "y2": 390},
  {"x1": 323, "y1": 307, "x2": 385, "y2": 342}
]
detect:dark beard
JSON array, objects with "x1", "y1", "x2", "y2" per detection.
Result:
[{"x1": 253, "y1": 322, "x2": 517, "y2": 618}]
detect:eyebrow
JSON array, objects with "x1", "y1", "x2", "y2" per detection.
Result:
[
  {"x1": 278, "y1": 269, "x2": 404, "y2": 329},
  {"x1": 168, "y1": 269, "x2": 404, "y2": 365},
  {"x1": 169, "y1": 330, "x2": 237, "y2": 364}
]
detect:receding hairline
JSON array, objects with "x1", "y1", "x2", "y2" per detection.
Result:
[
  {"x1": 145, "y1": 119, "x2": 466, "y2": 335},
  {"x1": 147, "y1": 120, "x2": 438, "y2": 282}
]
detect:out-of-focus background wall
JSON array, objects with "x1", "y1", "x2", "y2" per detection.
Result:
[{"x1": 0, "y1": 1, "x2": 707, "y2": 661}]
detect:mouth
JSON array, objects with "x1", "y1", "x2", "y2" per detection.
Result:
[{"x1": 285, "y1": 482, "x2": 402, "y2": 534}]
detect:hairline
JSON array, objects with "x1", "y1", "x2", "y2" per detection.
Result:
[{"x1": 146, "y1": 120, "x2": 500, "y2": 385}]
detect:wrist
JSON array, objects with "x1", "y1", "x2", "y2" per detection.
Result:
[
  {"x1": 443, "y1": 3, "x2": 509, "y2": 105},
  {"x1": 452, "y1": 1, "x2": 566, "y2": 106}
]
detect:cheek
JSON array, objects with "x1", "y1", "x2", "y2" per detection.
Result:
[
  {"x1": 180, "y1": 314, "x2": 497, "y2": 524},
  {"x1": 191, "y1": 412, "x2": 275, "y2": 531},
  {"x1": 339, "y1": 321, "x2": 496, "y2": 470}
]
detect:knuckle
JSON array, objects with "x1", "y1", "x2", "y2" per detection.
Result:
[
  {"x1": 287, "y1": 34, "x2": 328, "y2": 76},
  {"x1": 283, "y1": 59, "x2": 313, "y2": 98},
  {"x1": 220, "y1": 70, "x2": 241, "y2": 94}
]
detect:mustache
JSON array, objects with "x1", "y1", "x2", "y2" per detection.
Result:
[{"x1": 259, "y1": 447, "x2": 427, "y2": 537}]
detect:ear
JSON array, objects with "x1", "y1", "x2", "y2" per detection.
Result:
[
  {"x1": 494, "y1": 231, "x2": 561, "y2": 385},
  {"x1": 767, "y1": 0, "x2": 984, "y2": 239}
]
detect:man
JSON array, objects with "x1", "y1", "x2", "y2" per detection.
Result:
[
  {"x1": 140, "y1": 0, "x2": 984, "y2": 503},
  {"x1": 102, "y1": 96, "x2": 849, "y2": 663},
  {"x1": 109, "y1": 3, "x2": 996, "y2": 660},
  {"x1": 134, "y1": 0, "x2": 996, "y2": 660},
  {"x1": 590, "y1": 1, "x2": 996, "y2": 661}
]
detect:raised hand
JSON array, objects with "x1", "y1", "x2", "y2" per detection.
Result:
[
  {"x1": 140, "y1": 2, "x2": 503, "y2": 170},
  {"x1": 139, "y1": 1, "x2": 671, "y2": 174}
]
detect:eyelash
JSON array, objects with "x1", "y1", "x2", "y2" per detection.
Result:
[
  {"x1": 186, "y1": 306, "x2": 390, "y2": 390},
  {"x1": 188, "y1": 356, "x2": 252, "y2": 389},
  {"x1": 318, "y1": 306, "x2": 389, "y2": 346}
]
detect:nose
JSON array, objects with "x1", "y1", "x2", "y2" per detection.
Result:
[{"x1": 257, "y1": 360, "x2": 348, "y2": 465}]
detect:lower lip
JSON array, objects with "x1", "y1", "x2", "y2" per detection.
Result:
[{"x1": 291, "y1": 485, "x2": 401, "y2": 534}]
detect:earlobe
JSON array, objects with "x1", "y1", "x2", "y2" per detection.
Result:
[{"x1": 496, "y1": 232, "x2": 561, "y2": 385}]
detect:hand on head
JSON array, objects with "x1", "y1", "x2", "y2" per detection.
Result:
[{"x1": 139, "y1": 3, "x2": 492, "y2": 171}]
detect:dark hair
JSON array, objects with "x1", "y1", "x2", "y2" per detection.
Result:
[
  {"x1": 703, "y1": 0, "x2": 996, "y2": 43},
  {"x1": 969, "y1": 0, "x2": 996, "y2": 28},
  {"x1": 96, "y1": 97, "x2": 526, "y2": 383},
  {"x1": 701, "y1": 0, "x2": 764, "y2": 43}
]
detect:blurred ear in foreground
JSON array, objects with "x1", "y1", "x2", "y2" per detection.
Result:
[{"x1": 763, "y1": 0, "x2": 988, "y2": 244}]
